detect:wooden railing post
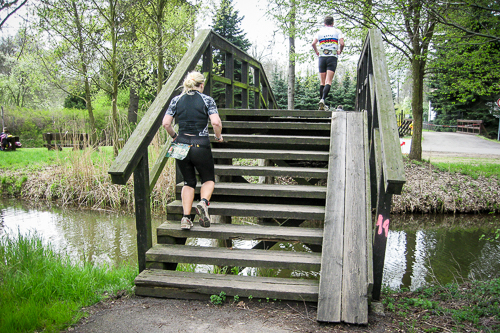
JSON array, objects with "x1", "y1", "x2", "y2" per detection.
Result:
[
  {"x1": 134, "y1": 153, "x2": 152, "y2": 272},
  {"x1": 253, "y1": 67, "x2": 260, "y2": 109},
  {"x1": 202, "y1": 46, "x2": 213, "y2": 97},
  {"x1": 241, "y1": 61, "x2": 249, "y2": 108},
  {"x1": 225, "y1": 52, "x2": 234, "y2": 108}
]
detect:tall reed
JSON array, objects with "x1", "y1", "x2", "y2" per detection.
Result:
[{"x1": 0, "y1": 229, "x2": 137, "y2": 333}]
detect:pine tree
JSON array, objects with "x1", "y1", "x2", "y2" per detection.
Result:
[
  {"x1": 270, "y1": 70, "x2": 287, "y2": 109},
  {"x1": 210, "y1": 0, "x2": 251, "y2": 52}
]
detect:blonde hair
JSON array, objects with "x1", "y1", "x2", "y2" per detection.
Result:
[{"x1": 182, "y1": 71, "x2": 205, "y2": 94}]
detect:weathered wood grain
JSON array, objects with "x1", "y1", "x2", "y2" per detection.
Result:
[
  {"x1": 146, "y1": 244, "x2": 321, "y2": 271},
  {"x1": 175, "y1": 182, "x2": 327, "y2": 199},
  {"x1": 341, "y1": 112, "x2": 368, "y2": 324},
  {"x1": 218, "y1": 109, "x2": 332, "y2": 118},
  {"x1": 135, "y1": 269, "x2": 319, "y2": 301},
  {"x1": 368, "y1": 29, "x2": 405, "y2": 194},
  {"x1": 210, "y1": 134, "x2": 330, "y2": 146},
  {"x1": 211, "y1": 148, "x2": 329, "y2": 161},
  {"x1": 214, "y1": 164, "x2": 328, "y2": 178},
  {"x1": 220, "y1": 121, "x2": 331, "y2": 130},
  {"x1": 157, "y1": 222, "x2": 324, "y2": 245},
  {"x1": 166, "y1": 200, "x2": 326, "y2": 220},
  {"x1": 317, "y1": 112, "x2": 347, "y2": 322},
  {"x1": 108, "y1": 29, "x2": 212, "y2": 185}
]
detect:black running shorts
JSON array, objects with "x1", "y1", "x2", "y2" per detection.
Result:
[
  {"x1": 175, "y1": 134, "x2": 215, "y2": 188},
  {"x1": 318, "y1": 56, "x2": 338, "y2": 73}
]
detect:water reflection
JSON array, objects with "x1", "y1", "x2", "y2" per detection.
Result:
[
  {"x1": 385, "y1": 215, "x2": 500, "y2": 290},
  {"x1": 1, "y1": 199, "x2": 499, "y2": 290},
  {"x1": 0, "y1": 199, "x2": 162, "y2": 267}
]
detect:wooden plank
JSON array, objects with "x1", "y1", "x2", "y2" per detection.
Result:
[
  {"x1": 210, "y1": 134, "x2": 330, "y2": 146},
  {"x1": 108, "y1": 29, "x2": 212, "y2": 184},
  {"x1": 363, "y1": 111, "x2": 374, "y2": 298},
  {"x1": 149, "y1": 134, "x2": 175, "y2": 190},
  {"x1": 341, "y1": 112, "x2": 368, "y2": 324},
  {"x1": 218, "y1": 109, "x2": 332, "y2": 118},
  {"x1": 157, "y1": 222, "x2": 324, "y2": 245},
  {"x1": 369, "y1": 29, "x2": 405, "y2": 194},
  {"x1": 134, "y1": 154, "x2": 152, "y2": 272},
  {"x1": 166, "y1": 200, "x2": 326, "y2": 220},
  {"x1": 146, "y1": 244, "x2": 322, "y2": 271},
  {"x1": 176, "y1": 182, "x2": 327, "y2": 199},
  {"x1": 241, "y1": 61, "x2": 249, "y2": 108},
  {"x1": 212, "y1": 148, "x2": 329, "y2": 161},
  {"x1": 317, "y1": 112, "x2": 346, "y2": 322},
  {"x1": 135, "y1": 269, "x2": 319, "y2": 302},
  {"x1": 214, "y1": 164, "x2": 328, "y2": 178},
  {"x1": 220, "y1": 121, "x2": 331, "y2": 130}
]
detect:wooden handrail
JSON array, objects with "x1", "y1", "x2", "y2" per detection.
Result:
[
  {"x1": 356, "y1": 29, "x2": 406, "y2": 301},
  {"x1": 108, "y1": 29, "x2": 277, "y2": 186}
]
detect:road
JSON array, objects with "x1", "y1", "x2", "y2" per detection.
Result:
[{"x1": 400, "y1": 131, "x2": 500, "y2": 157}]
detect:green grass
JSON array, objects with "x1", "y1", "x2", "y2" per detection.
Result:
[
  {"x1": 431, "y1": 161, "x2": 500, "y2": 180},
  {"x1": 383, "y1": 279, "x2": 500, "y2": 332},
  {"x1": 0, "y1": 229, "x2": 137, "y2": 333},
  {"x1": 0, "y1": 147, "x2": 115, "y2": 171}
]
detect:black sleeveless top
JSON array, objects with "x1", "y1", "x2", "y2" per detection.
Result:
[{"x1": 165, "y1": 91, "x2": 218, "y2": 136}]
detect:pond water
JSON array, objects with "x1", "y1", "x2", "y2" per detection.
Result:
[{"x1": 1, "y1": 199, "x2": 499, "y2": 291}]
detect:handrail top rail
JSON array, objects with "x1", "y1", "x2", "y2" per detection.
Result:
[
  {"x1": 108, "y1": 29, "x2": 276, "y2": 185},
  {"x1": 362, "y1": 29, "x2": 406, "y2": 194}
]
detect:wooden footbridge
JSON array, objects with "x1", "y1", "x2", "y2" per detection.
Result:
[{"x1": 108, "y1": 29, "x2": 405, "y2": 324}]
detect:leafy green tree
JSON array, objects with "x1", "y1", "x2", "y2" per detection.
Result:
[
  {"x1": 265, "y1": 0, "x2": 324, "y2": 110},
  {"x1": 427, "y1": 1, "x2": 500, "y2": 138},
  {"x1": 35, "y1": 0, "x2": 101, "y2": 144}
]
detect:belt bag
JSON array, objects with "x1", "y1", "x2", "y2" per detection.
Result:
[
  {"x1": 166, "y1": 142, "x2": 191, "y2": 160},
  {"x1": 323, "y1": 49, "x2": 333, "y2": 55}
]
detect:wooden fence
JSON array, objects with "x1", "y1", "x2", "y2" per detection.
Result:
[
  {"x1": 355, "y1": 29, "x2": 406, "y2": 301},
  {"x1": 108, "y1": 30, "x2": 277, "y2": 272}
]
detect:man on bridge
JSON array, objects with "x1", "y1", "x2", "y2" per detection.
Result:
[{"x1": 311, "y1": 16, "x2": 344, "y2": 111}]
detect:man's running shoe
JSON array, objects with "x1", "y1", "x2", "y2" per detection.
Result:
[
  {"x1": 196, "y1": 200, "x2": 211, "y2": 228},
  {"x1": 180, "y1": 216, "x2": 193, "y2": 230},
  {"x1": 318, "y1": 99, "x2": 325, "y2": 110}
]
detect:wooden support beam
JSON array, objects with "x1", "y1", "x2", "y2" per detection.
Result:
[
  {"x1": 317, "y1": 112, "x2": 346, "y2": 322},
  {"x1": 134, "y1": 153, "x2": 152, "y2": 272}
]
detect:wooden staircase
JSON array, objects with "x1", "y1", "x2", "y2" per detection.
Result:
[
  {"x1": 134, "y1": 108, "x2": 371, "y2": 323},
  {"x1": 110, "y1": 29, "x2": 405, "y2": 326}
]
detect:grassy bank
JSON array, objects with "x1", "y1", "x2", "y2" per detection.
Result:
[
  {"x1": 0, "y1": 230, "x2": 137, "y2": 333},
  {"x1": 1, "y1": 148, "x2": 500, "y2": 214}
]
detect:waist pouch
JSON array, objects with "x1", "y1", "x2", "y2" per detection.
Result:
[
  {"x1": 176, "y1": 134, "x2": 210, "y2": 149},
  {"x1": 167, "y1": 143, "x2": 191, "y2": 160}
]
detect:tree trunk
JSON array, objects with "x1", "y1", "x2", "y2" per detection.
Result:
[
  {"x1": 156, "y1": 0, "x2": 166, "y2": 96},
  {"x1": 408, "y1": 57, "x2": 424, "y2": 161},
  {"x1": 287, "y1": 0, "x2": 296, "y2": 110},
  {"x1": 72, "y1": 1, "x2": 97, "y2": 146},
  {"x1": 128, "y1": 83, "x2": 139, "y2": 123},
  {"x1": 110, "y1": 0, "x2": 119, "y2": 156}
]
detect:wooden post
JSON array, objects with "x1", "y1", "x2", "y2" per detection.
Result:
[
  {"x1": 134, "y1": 153, "x2": 152, "y2": 272},
  {"x1": 241, "y1": 62, "x2": 249, "y2": 108},
  {"x1": 225, "y1": 52, "x2": 234, "y2": 108},
  {"x1": 202, "y1": 46, "x2": 213, "y2": 97},
  {"x1": 253, "y1": 67, "x2": 260, "y2": 109}
]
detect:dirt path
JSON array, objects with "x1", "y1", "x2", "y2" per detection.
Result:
[{"x1": 68, "y1": 295, "x2": 385, "y2": 333}]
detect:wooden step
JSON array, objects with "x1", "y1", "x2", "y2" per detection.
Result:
[
  {"x1": 210, "y1": 134, "x2": 330, "y2": 146},
  {"x1": 176, "y1": 182, "x2": 327, "y2": 199},
  {"x1": 157, "y1": 222, "x2": 324, "y2": 245},
  {"x1": 146, "y1": 244, "x2": 322, "y2": 271},
  {"x1": 219, "y1": 121, "x2": 331, "y2": 131},
  {"x1": 212, "y1": 148, "x2": 329, "y2": 161},
  {"x1": 218, "y1": 108, "x2": 331, "y2": 118},
  {"x1": 135, "y1": 269, "x2": 319, "y2": 302},
  {"x1": 166, "y1": 201, "x2": 326, "y2": 220},
  {"x1": 214, "y1": 165, "x2": 328, "y2": 178}
]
